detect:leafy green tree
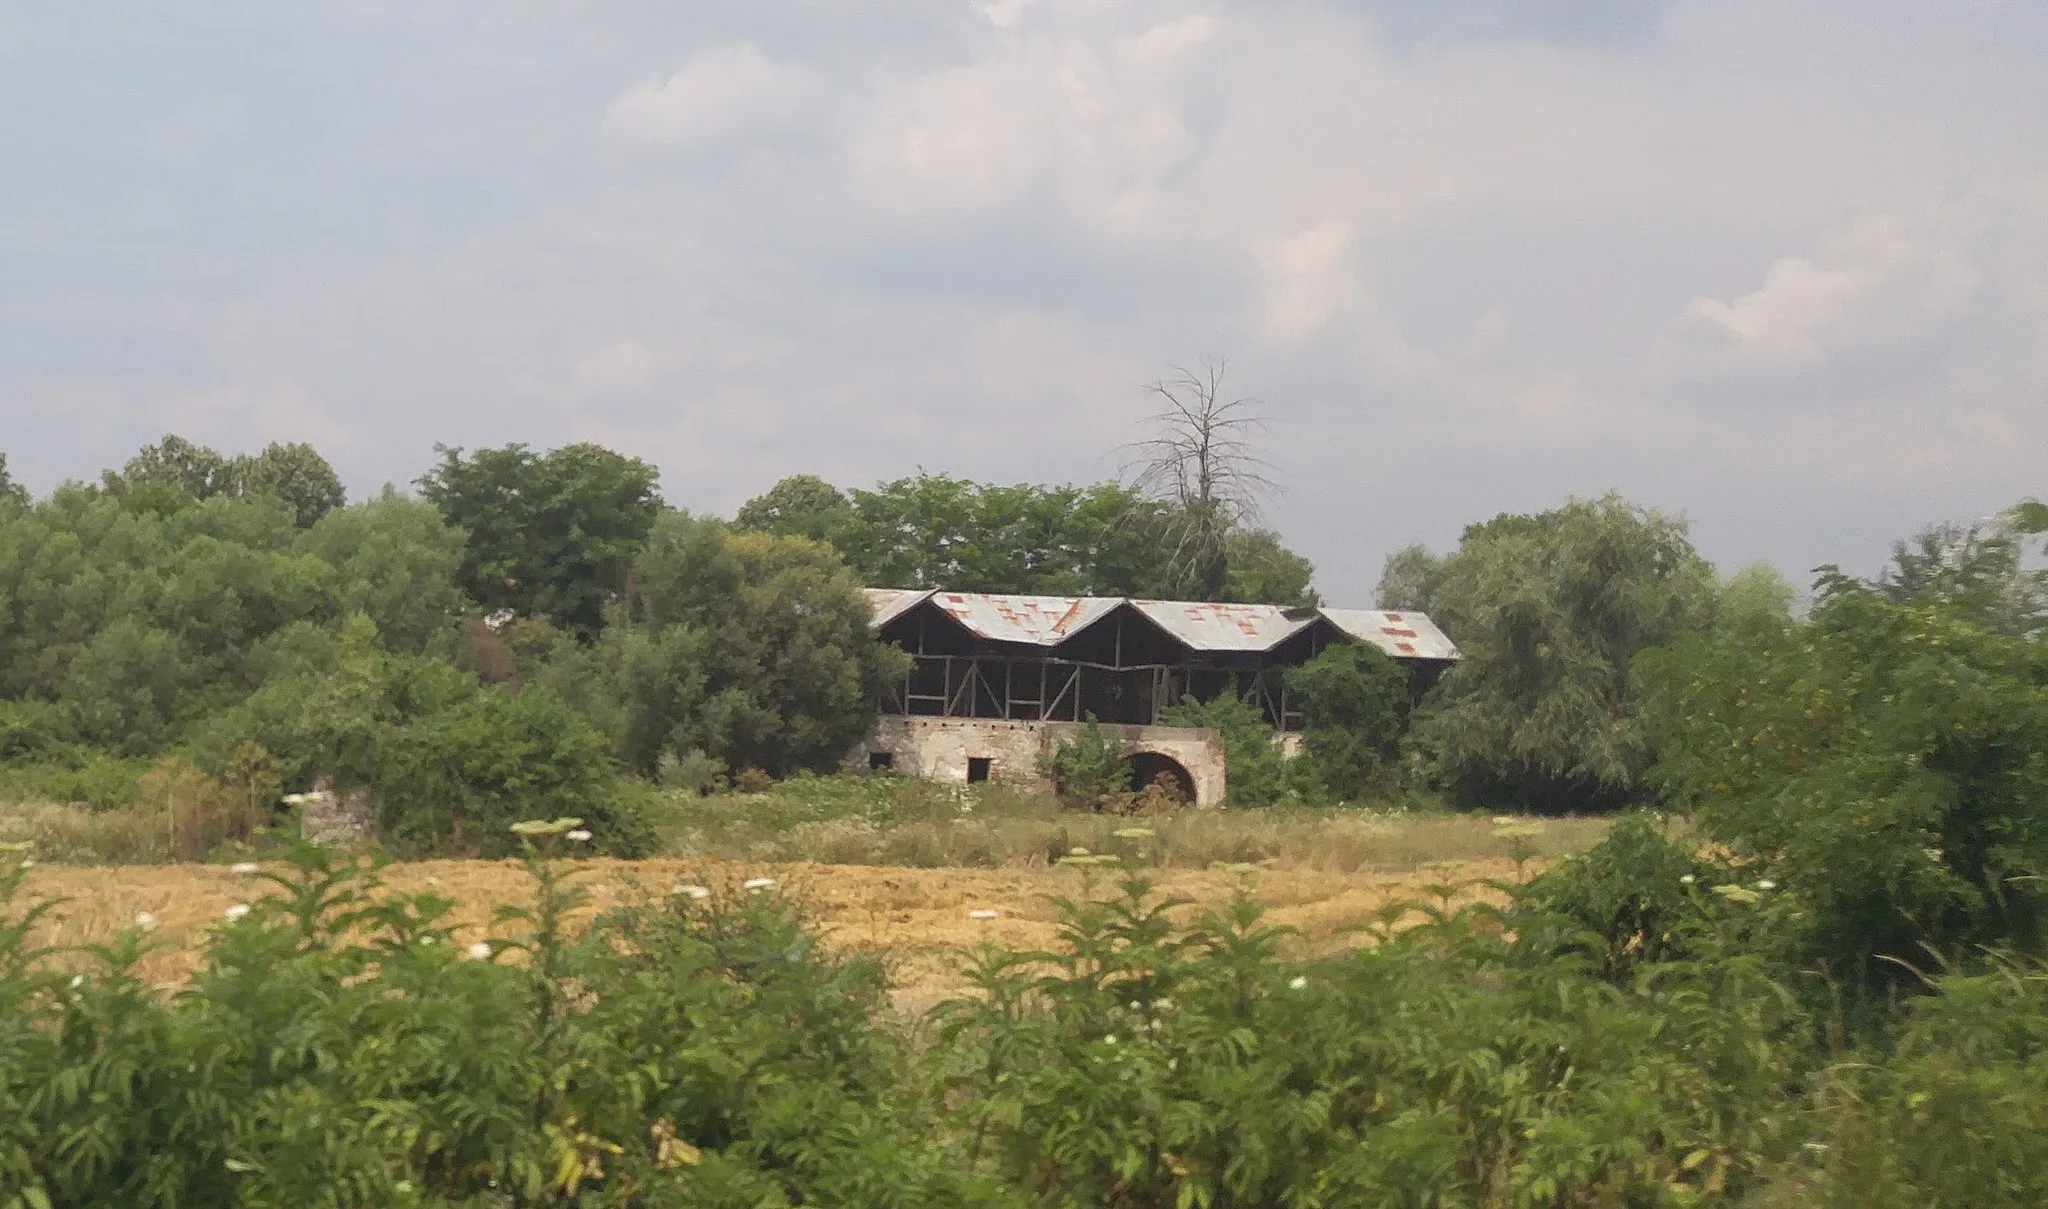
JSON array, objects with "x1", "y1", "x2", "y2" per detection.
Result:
[
  {"x1": 0, "y1": 452, "x2": 25, "y2": 508},
  {"x1": 733, "y1": 472, "x2": 856, "y2": 546},
  {"x1": 109, "y1": 433, "x2": 237, "y2": 502},
  {"x1": 238, "y1": 440, "x2": 347, "y2": 528},
  {"x1": 1869, "y1": 516, "x2": 2045, "y2": 637},
  {"x1": 1412, "y1": 493, "x2": 1719, "y2": 813},
  {"x1": 295, "y1": 489, "x2": 466, "y2": 656},
  {"x1": 1638, "y1": 572, "x2": 2048, "y2": 1000},
  {"x1": 1286, "y1": 643, "x2": 1407, "y2": 800},
  {"x1": 1221, "y1": 527, "x2": 1318, "y2": 605},
  {"x1": 1376, "y1": 542, "x2": 1448, "y2": 610},
  {"x1": 417, "y1": 442, "x2": 662, "y2": 635},
  {"x1": 1718, "y1": 561, "x2": 1799, "y2": 630}
]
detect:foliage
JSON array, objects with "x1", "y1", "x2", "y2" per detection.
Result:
[
  {"x1": 1376, "y1": 542, "x2": 1448, "y2": 611},
  {"x1": 1637, "y1": 574, "x2": 2048, "y2": 999},
  {"x1": 1161, "y1": 691, "x2": 1292, "y2": 807},
  {"x1": 0, "y1": 836, "x2": 1001, "y2": 1208},
  {"x1": 0, "y1": 452, "x2": 25, "y2": 508},
  {"x1": 104, "y1": 434, "x2": 347, "y2": 527},
  {"x1": 1411, "y1": 493, "x2": 1719, "y2": 813},
  {"x1": 418, "y1": 442, "x2": 663, "y2": 635},
  {"x1": 1286, "y1": 641, "x2": 1408, "y2": 800},
  {"x1": 1037, "y1": 716, "x2": 1132, "y2": 808},
  {"x1": 1221, "y1": 526, "x2": 1319, "y2": 607},
  {"x1": 736, "y1": 469, "x2": 1320, "y2": 601},
  {"x1": 1868, "y1": 515, "x2": 2046, "y2": 637}
]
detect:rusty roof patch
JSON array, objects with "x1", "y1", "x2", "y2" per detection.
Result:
[{"x1": 1317, "y1": 608, "x2": 1462, "y2": 661}]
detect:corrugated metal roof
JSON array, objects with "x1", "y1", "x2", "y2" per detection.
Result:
[
  {"x1": 864, "y1": 587, "x2": 934, "y2": 628},
  {"x1": 1127, "y1": 599, "x2": 1315, "y2": 652},
  {"x1": 925, "y1": 592, "x2": 1125, "y2": 647},
  {"x1": 1318, "y1": 609, "x2": 1462, "y2": 661},
  {"x1": 863, "y1": 588, "x2": 1461, "y2": 661}
]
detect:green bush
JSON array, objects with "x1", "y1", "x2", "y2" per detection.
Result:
[
  {"x1": 1037, "y1": 715, "x2": 1131, "y2": 808},
  {"x1": 1286, "y1": 641, "x2": 1408, "y2": 800},
  {"x1": 1638, "y1": 578, "x2": 2048, "y2": 1000},
  {"x1": 1161, "y1": 691, "x2": 1291, "y2": 806}
]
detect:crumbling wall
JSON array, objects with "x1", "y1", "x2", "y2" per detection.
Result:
[{"x1": 855, "y1": 717, "x2": 1228, "y2": 807}]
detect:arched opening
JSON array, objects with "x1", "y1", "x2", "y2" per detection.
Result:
[{"x1": 1122, "y1": 751, "x2": 1195, "y2": 806}]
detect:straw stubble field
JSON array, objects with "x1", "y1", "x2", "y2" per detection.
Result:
[{"x1": 20, "y1": 856, "x2": 1539, "y2": 1011}]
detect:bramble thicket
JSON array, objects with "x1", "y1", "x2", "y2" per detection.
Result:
[{"x1": 2, "y1": 437, "x2": 2047, "y2": 1204}]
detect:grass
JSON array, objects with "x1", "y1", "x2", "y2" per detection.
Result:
[{"x1": 645, "y1": 773, "x2": 1609, "y2": 874}]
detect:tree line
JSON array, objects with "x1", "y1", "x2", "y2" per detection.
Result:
[{"x1": 2, "y1": 434, "x2": 2041, "y2": 850}]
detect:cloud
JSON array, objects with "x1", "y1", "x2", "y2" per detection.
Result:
[
  {"x1": 605, "y1": 45, "x2": 812, "y2": 145},
  {"x1": 1672, "y1": 202, "x2": 1985, "y2": 369},
  {"x1": 571, "y1": 340, "x2": 658, "y2": 397}
]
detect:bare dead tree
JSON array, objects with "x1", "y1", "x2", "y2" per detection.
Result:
[{"x1": 1120, "y1": 359, "x2": 1280, "y2": 599}]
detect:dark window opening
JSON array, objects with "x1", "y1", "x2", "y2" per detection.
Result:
[
  {"x1": 966, "y1": 757, "x2": 993, "y2": 783},
  {"x1": 868, "y1": 751, "x2": 895, "y2": 771}
]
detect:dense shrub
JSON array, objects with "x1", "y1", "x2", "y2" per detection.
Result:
[
  {"x1": 1161, "y1": 691, "x2": 1292, "y2": 807},
  {"x1": 1037, "y1": 715, "x2": 1131, "y2": 808},
  {"x1": 1285, "y1": 641, "x2": 1409, "y2": 800},
  {"x1": 1638, "y1": 578, "x2": 2048, "y2": 998}
]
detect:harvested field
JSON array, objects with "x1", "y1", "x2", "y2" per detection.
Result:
[{"x1": 18, "y1": 856, "x2": 1534, "y2": 1010}]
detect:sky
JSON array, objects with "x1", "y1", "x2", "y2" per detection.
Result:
[{"x1": 2, "y1": 0, "x2": 2044, "y2": 603}]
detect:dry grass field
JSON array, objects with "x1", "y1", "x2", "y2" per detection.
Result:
[{"x1": 18, "y1": 854, "x2": 1542, "y2": 1010}]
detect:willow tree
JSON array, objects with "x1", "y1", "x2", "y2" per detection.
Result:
[{"x1": 1410, "y1": 493, "x2": 1718, "y2": 814}]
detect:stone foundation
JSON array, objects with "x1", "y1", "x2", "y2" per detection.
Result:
[{"x1": 853, "y1": 716, "x2": 1228, "y2": 807}]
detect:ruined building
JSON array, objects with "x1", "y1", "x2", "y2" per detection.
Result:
[{"x1": 852, "y1": 590, "x2": 1460, "y2": 806}]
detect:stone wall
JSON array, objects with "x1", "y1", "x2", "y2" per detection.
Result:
[{"x1": 854, "y1": 716, "x2": 1228, "y2": 807}]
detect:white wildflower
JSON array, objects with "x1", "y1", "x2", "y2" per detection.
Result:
[
  {"x1": 968, "y1": 908, "x2": 999, "y2": 920},
  {"x1": 743, "y1": 877, "x2": 776, "y2": 892},
  {"x1": 1103, "y1": 1034, "x2": 1117, "y2": 1046},
  {"x1": 419, "y1": 935, "x2": 438, "y2": 946},
  {"x1": 135, "y1": 912, "x2": 157, "y2": 930},
  {"x1": 230, "y1": 862, "x2": 259, "y2": 875},
  {"x1": 565, "y1": 829, "x2": 593, "y2": 843},
  {"x1": 1128, "y1": 1000, "x2": 1142, "y2": 1012},
  {"x1": 1151, "y1": 997, "x2": 1174, "y2": 1012},
  {"x1": 671, "y1": 883, "x2": 712, "y2": 900},
  {"x1": 467, "y1": 941, "x2": 493, "y2": 961},
  {"x1": 223, "y1": 903, "x2": 251, "y2": 922},
  {"x1": 1679, "y1": 874, "x2": 1695, "y2": 885},
  {"x1": 1756, "y1": 879, "x2": 1777, "y2": 891},
  {"x1": 1289, "y1": 976, "x2": 1308, "y2": 991},
  {"x1": 69, "y1": 974, "x2": 85, "y2": 989}
]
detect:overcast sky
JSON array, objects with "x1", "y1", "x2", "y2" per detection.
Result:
[{"x1": 3, "y1": 1, "x2": 2044, "y2": 602}]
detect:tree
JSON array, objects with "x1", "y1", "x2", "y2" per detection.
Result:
[
  {"x1": 1868, "y1": 516, "x2": 2045, "y2": 637},
  {"x1": 1412, "y1": 494, "x2": 1719, "y2": 813},
  {"x1": 112, "y1": 434, "x2": 236, "y2": 502},
  {"x1": 1637, "y1": 571, "x2": 2048, "y2": 998},
  {"x1": 240, "y1": 441, "x2": 347, "y2": 528},
  {"x1": 733, "y1": 474, "x2": 855, "y2": 546},
  {"x1": 417, "y1": 443, "x2": 662, "y2": 636},
  {"x1": 0, "y1": 452, "x2": 26, "y2": 508},
  {"x1": 1123, "y1": 360, "x2": 1280, "y2": 600},
  {"x1": 538, "y1": 512, "x2": 906, "y2": 779},
  {"x1": 1376, "y1": 544, "x2": 1448, "y2": 611},
  {"x1": 740, "y1": 471, "x2": 1189, "y2": 597},
  {"x1": 1221, "y1": 528, "x2": 1318, "y2": 606},
  {"x1": 1286, "y1": 643, "x2": 1408, "y2": 800}
]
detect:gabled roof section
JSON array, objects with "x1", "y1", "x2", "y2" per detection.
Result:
[
  {"x1": 862, "y1": 588, "x2": 1461, "y2": 661},
  {"x1": 864, "y1": 587, "x2": 935, "y2": 628},
  {"x1": 1126, "y1": 599, "x2": 1316, "y2": 653},
  {"x1": 1318, "y1": 609, "x2": 1461, "y2": 661},
  {"x1": 903, "y1": 590, "x2": 1125, "y2": 647}
]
